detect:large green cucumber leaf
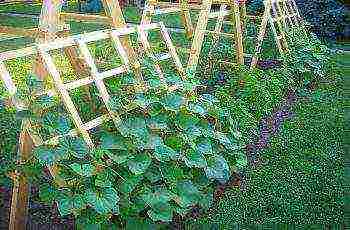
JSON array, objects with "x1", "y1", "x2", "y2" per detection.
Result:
[
  {"x1": 60, "y1": 136, "x2": 89, "y2": 158},
  {"x1": 196, "y1": 138, "x2": 213, "y2": 155},
  {"x1": 146, "y1": 114, "x2": 168, "y2": 130},
  {"x1": 119, "y1": 174, "x2": 144, "y2": 194},
  {"x1": 142, "y1": 187, "x2": 175, "y2": 206},
  {"x1": 204, "y1": 155, "x2": 230, "y2": 183},
  {"x1": 188, "y1": 102, "x2": 207, "y2": 116},
  {"x1": 127, "y1": 153, "x2": 152, "y2": 175},
  {"x1": 118, "y1": 117, "x2": 149, "y2": 139},
  {"x1": 137, "y1": 134, "x2": 163, "y2": 150},
  {"x1": 69, "y1": 163, "x2": 96, "y2": 177},
  {"x1": 85, "y1": 187, "x2": 119, "y2": 215},
  {"x1": 160, "y1": 163, "x2": 185, "y2": 184},
  {"x1": 147, "y1": 202, "x2": 173, "y2": 222},
  {"x1": 176, "y1": 112, "x2": 200, "y2": 130},
  {"x1": 175, "y1": 180, "x2": 201, "y2": 208},
  {"x1": 144, "y1": 165, "x2": 162, "y2": 183},
  {"x1": 100, "y1": 132, "x2": 127, "y2": 150},
  {"x1": 154, "y1": 144, "x2": 179, "y2": 162},
  {"x1": 57, "y1": 193, "x2": 86, "y2": 216},
  {"x1": 106, "y1": 150, "x2": 133, "y2": 164},
  {"x1": 184, "y1": 149, "x2": 207, "y2": 168},
  {"x1": 34, "y1": 146, "x2": 66, "y2": 166},
  {"x1": 95, "y1": 171, "x2": 113, "y2": 188},
  {"x1": 142, "y1": 187, "x2": 175, "y2": 221},
  {"x1": 161, "y1": 93, "x2": 184, "y2": 112},
  {"x1": 214, "y1": 132, "x2": 240, "y2": 150},
  {"x1": 164, "y1": 135, "x2": 184, "y2": 151}
]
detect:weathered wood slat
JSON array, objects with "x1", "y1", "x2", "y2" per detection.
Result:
[
  {"x1": 97, "y1": 66, "x2": 128, "y2": 80},
  {"x1": 0, "y1": 26, "x2": 38, "y2": 38},
  {"x1": 0, "y1": 46, "x2": 37, "y2": 61},
  {"x1": 157, "y1": 2, "x2": 204, "y2": 10},
  {"x1": 159, "y1": 22, "x2": 185, "y2": 77},
  {"x1": 208, "y1": 9, "x2": 230, "y2": 18},
  {"x1": 38, "y1": 47, "x2": 95, "y2": 147},
  {"x1": 60, "y1": 12, "x2": 112, "y2": 24}
]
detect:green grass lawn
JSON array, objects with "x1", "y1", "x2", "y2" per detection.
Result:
[{"x1": 189, "y1": 50, "x2": 346, "y2": 227}]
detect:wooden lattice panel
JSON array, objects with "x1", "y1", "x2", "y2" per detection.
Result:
[
  {"x1": 186, "y1": 0, "x2": 245, "y2": 73},
  {"x1": 0, "y1": 22, "x2": 184, "y2": 148}
]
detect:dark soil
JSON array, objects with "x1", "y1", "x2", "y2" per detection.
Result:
[
  {"x1": 0, "y1": 186, "x2": 74, "y2": 230},
  {"x1": 245, "y1": 89, "x2": 296, "y2": 166},
  {"x1": 257, "y1": 59, "x2": 282, "y2": 70}
]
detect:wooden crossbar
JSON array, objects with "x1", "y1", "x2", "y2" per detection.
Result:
[{"x1": 141, "y1": 0, "x2": 194, "y2": 38}]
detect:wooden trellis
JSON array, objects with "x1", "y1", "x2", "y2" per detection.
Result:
[
  {"x1": 141, "y1": 0, "x2": 306, "y2": 72},
  {"x1": 0, "y1": 0, "x2": 140, "y2": 78},
  {"x1": 250, "y1": 0, "x2": 305, "y2": 67},
  {"x1": 0, "y1": 22, "x2": 183, "y2": 230},
  {"x1": 0, "y1": 1, "x2": 140, "y2": 229},
  {"x1": 187, "y1": 0, "x2": 246, "y2": 73},
  {"x1": 141, "y1": 0, "x2": 246, "y2": 74}
]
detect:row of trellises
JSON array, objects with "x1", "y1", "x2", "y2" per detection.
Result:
[{"x1": 171, "y1": 0, "x2": 247, "y2": 4}]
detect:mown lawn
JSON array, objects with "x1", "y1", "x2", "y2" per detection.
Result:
[{"x1": 188, "y1": 49, "x2": 346, "y2": 227}]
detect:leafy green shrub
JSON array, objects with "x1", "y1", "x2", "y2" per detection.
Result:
[
  {"x1": 295, "y1": 0, "x2": 348, "y2": 40},
  {"x1": 198, "y1": 62, "x2": 294, "y2": 142},
  {"x1": 11, "y1": 62, "x2": 246, "y2": 227},
  {"x1": 246, "y1": 0, "x2": 348, "y2": 40},
  {"x1": 284, "y1": 28, "x2": 342, "y2": 87}
]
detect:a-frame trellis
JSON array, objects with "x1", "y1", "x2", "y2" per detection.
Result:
[
  {"x1": 0, "y1": 0, "x2": 141, "y2": 79},
  {"x1": 187, "y1": 0, "x2": 246, "y2": 73},
  {"x1": 140, "y1": 0, "x2": 306, "y2": 72},
  {"x1": 0, "y1": 22, "x2": 183, "y2": 229},
  {"x1": 250, "y1": 0, "x2": 305, "y2": 67},
  {"x1": 141, "y1": 0, "x2": 246, "y2": 74},
  {"x1": 0, "y1": 1, "x2": 141, "y2": 228}
]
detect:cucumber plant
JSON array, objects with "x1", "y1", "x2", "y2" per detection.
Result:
[{"x1": 10, "y1": 56, "x2": 247, "y2": 227}]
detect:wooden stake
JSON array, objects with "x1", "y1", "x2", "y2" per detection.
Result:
[
  {"x1": 179, "y1": 0, "x2": 194, "y2": 38},
  {"x1": 232, "y1": 1, "x2": 244, "y2": 65},
  {"x1": 187, "y1": 0, "x2": 212, "y2": 73},
  {"x1": 9, "y1": 122, "x2": 33, "y2": 230}
]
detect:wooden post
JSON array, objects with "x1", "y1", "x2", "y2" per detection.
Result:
[
  {"x1": 186, "y1": 0, "x2": 212, "y2": 73},
  {"x1": 232, "y1": 1, "x2": 244, "y2": 65},
  {"x1": 250, "y1": 0, "x2": 270, "y2": 68},
  {"x1": 141, "y1": 0, "x2": 156, "y2": 26},
  {"x1": 32, "y1": 0, "x2": 63, "y2": 80},
  {"x1": 8, "y1": 1, "x2": 63, "y2": 228},
  {"x1": 179, "y1": 0, "x2": 194, "y2": 38},
  {"x1": 102, "y1": 0, "x2": 141, "y2": 72},
  {"x1": 9, "y1": 122, "x2": 33, "y2": 230},
  {"x1": 209, "y1": 4, "x2": 227, "y2": 55}
]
